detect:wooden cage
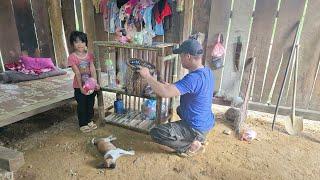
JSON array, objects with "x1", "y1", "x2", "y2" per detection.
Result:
[{"x1": 94, "y1": 41, "x2": 179, "y2": 133}]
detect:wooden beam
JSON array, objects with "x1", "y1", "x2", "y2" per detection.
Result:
[
  {"x1": 0, "y1": 0, "x2": 21, "y2": 67},
  {"x1": 48, "y1": 0, "x2": 69, "y2": 67},
  {"x1": 0, "y1": 146, "x2": 24, "y2": 172},
  {"x1": 81, "y1": 0, "x2": 96, "y2": 51}
]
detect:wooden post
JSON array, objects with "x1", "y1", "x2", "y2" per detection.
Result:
[
  {"x1": 48, "y1": 0, "x2": 68, "y2": 67},
  {"x1": 94, "y1": 43, "x2": 105, "y2": 125},
  {"x1": 81, "y1": 0, "x2": 96, "y2": 52}
]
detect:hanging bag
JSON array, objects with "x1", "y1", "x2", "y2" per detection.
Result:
[{"x1": 211, "y1": 33, "x2": 225, "y2": 70}]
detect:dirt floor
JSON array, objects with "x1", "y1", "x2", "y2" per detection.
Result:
[{"x1": 1, "y1": 102, "x2": 320, "y2": 180}]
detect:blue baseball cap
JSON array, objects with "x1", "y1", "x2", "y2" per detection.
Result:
[{"x1": 173, "y1": 38, "x2": 204, "y2": 56}]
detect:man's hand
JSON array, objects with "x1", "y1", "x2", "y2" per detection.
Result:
[{"x1": 137, "y1": 66, "x2": 151, "y2": 79}]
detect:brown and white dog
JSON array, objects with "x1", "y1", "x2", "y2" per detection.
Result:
[{"x1": 91, "y1": 135, "x2": 135, "y2": 169}]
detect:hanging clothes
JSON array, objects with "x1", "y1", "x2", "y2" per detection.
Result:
[{"x1": 153, "y1": 0, "x2": 171, "y2": 35}]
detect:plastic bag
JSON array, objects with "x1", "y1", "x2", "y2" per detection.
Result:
[
  {"x1": 141, "y1": 99, "x2": 157, "y2": 120},
  {"x1": 211, "y1": 33, "x2": 225, "y2": 58},
  {"x1": 83, "y1": 77, "x2": 97, "y2": 95}
]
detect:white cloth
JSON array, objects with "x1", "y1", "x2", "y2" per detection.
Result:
[{"x1": 104, "y1": 148, "x2": 135, "y2": 162}]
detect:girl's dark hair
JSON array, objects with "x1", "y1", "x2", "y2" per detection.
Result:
[{"x1": 69, "y1": 31, "x2": 88, "y2": 46}]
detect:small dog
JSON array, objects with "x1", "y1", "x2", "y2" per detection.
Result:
[{"x1": 91, "y1": 135, "x2": 135, "y2": 169}]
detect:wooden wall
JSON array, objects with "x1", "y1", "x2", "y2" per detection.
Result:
[{"x1": 0, "y1": 0, "x2": 320, "y2": 118}]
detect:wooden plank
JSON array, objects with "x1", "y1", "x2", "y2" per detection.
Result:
[
  {"x1": 262, "y1": 0, "x2": 305, "y2": 105},
  {"x1": 205, "y1": 0, "x2": 232, "y2": 93},
  {"x1": 12, "y1": 0, "x2": 38, "y2": 56},
  {"x1": 220, "y1": 0, "x2": 254, "y2": 99},
  {"x1": 0, "y1": 146, "x2": 24, "y2": 172},
  {"x1": 164, "y1": 1, "x2": 180, "y2": 43},
  {"x1": 191, "y1": 0, "x2": 211, "y2": 57},
  {"x1": 48, "y1": 0, "x2": 69, "y2": 67},
  {"x1": 0, "y1": 0, "x2": 21, "y2": 67},
  {"x1": 247, "y1": 102, "x2": 320, "y2": 122},
  {"x1": 30, "y1": 0, "x2": 55, "y2": 60},
  {"x1": 297, "y1": 0, "x2": 320, "y2": 111},
  {"x1": 0, "y1": 98, "x2": 73, "y2": 128},
  {"x1": 81, "y1": 0, "x2": 96, "y2": 51},
  {"x1": 61, "y1": 0, "x2": 76, "y2": 53},
  {"x1": 246, "y1": 0, "x2": 278, "y2": 102}
]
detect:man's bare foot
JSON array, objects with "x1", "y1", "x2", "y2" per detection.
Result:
[{"x1": 178, "y1": 140, "x2": 205, "y2": 157}]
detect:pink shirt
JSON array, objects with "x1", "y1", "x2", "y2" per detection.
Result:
[{"x1": 68, "y1": 52, "x2": 94, "y2": 88}]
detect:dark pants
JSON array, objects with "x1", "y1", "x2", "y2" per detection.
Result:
[
  {"x1": 74, "y1": 88, "x2": 96, "y2": 127},
  {"x1": 150, "y1": 121, "x2": 207, "y2": 153}
]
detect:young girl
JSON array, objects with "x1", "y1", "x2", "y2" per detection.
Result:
[{"x1": 68, "y1": 31, "x2": 100, "y2": 133}]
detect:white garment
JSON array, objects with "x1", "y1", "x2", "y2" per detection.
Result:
[{"x1": 104, "y1": 148, "x2": 135, "y2": 162}]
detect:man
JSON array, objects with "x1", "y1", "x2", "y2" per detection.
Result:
[{"x1": 138, "y1": 38, "x2": 215, "y2": 156}]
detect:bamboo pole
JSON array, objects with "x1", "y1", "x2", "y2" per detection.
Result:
[
  {"x1": 260, "y1": 0, "x2": 283, "y2": 102},
  {"x1": 285, "y1": 0, "x2": 309, "y2": 102}
]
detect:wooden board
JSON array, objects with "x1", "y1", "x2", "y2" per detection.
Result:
[
  {"x1": 61, "y1": 0, "x2": 76, "y2": 53},
  {"x1": 164, "y1": 1, "x2": 181, "y2": 44},
  {"x1": 30, "y1": 0, "x2": 55, "y2": 59},
  {"x1": 191, "y1": 0, "x2": 211, "y2": 58},
  {"x1": 12, "y1": 0, "x2": 38, "y2": 56},
  {"x1": 220, "y1": 0, "x2": 254, "y2": 99},
  {"x1": 81, "y1": 0, "x2": 96, "y2": 52},
  {"x1": 205, "y1": 0, "x2": 232, "y2": 92},
  {"x1": 104, "y1": 112, "x2": 156, "y2": 134},
  {"x1": 246, "y1": 0, "x2": 278, "y2": 102},
  {"x1": 299, "y1": 0, "x2": 320, "y2": 111},
  {"x1": 261, "y1": 0, "x2": 305, "y2": 106},
  {"x1": 0, "y1": 69, "x2": 74, "y2": 127},
  {"x1": 48, "y1": 0, "x2": 68, "y2": 67},
  {"x1": 0, "y1": 146, "x2": 24, "y2": 172},
  {"x1": 0, "y1": 0, "x2": 21, "y2": 67}
]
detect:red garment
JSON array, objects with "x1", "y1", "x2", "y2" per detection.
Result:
[
  {"x1": 155, "y1": 0, "x2": 172, "y2": 24},
  {"x1": 99, "y1": 0, "x2": 109, "y2": 15}
]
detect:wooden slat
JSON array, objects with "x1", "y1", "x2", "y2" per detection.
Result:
[
  {"x1": 261, "y1": 0, "x2": 305, "y2": 106},
  {"x1": 12, "y1": 0, "x2": 38, "y2": 56},
  {"x1": 205, "y1": 0, "x2": 232, "y2": 92},
  {"x1": 61, "y1": 0, "x2": 76, "y2": 53},
  {"x1": 0, "y1": 0, "x2": 21, "y2": 69},
  {"x1": 30, "y1": 0, "x2": 55, "y2": 59},
  {"x1": 246, "y1": 0, "x2": 278, "y2": 102},
  {"x1": 220, "y1": 0, "x2": 254, "y2": 99}
]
